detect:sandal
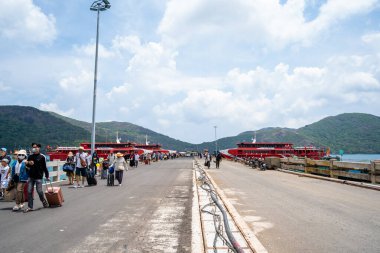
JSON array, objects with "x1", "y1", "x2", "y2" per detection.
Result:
[{"x1": 24, "y1": 207, "x2": 33, "y2": 213}]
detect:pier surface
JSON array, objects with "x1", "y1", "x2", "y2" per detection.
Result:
[
  {"x1": 0, "y1": 159, "x2": 193, "y2": 253},
  {"x1": 208, "y1": 160, "x2": 380, "y2": 253},
  {"x1": 0, "y1": 158, "x2": 379, "y2": 253}
]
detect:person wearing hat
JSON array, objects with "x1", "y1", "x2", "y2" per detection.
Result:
[
  {"x1": 65, "y1": 152, "x2": 75, "y2": 185},
  {"x1": 0, "y1": 148, "x2": 12, "y2": 187},
  {"x1": 0, "y1": 158, "x2": 10, "y2": 200},
  {"x1": 74, "y1": 146, "x2": 88, "y2": 188},
  {"x1": 111, "y1": 152, "x2": 128, "y2": 186},
  {"x1": 10, "y1": 150, "x2": 29, "y2": 211},
  {"x1": 24, "y1": 143, "x2": 49, "y2": 212}
]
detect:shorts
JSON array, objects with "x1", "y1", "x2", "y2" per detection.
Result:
[{"x1": 75, "y1": 167, "x2": 87, "y2": 177}]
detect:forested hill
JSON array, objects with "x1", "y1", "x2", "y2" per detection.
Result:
[
  {"x1": 0, "y1": 106, "x2": 194, "y2": 151},
  {"x1": 197, "y1": 113, "x2": 380, "y2": 154},
  {"x1": 1, "y1": 106, "x2": 379, "y2": 153}
]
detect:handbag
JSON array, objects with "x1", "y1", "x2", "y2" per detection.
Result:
[{"x1": 6, "y1": 179, "x2": 15, "y2": 191}]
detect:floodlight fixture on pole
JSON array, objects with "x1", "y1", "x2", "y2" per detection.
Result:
[{"x1": 89, "y1": 0, "x2": 111, "y2": 157}]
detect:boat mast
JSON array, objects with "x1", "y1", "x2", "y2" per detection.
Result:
[{"x1": 252, "y1": 131, "x2": 257, "y2": 143}]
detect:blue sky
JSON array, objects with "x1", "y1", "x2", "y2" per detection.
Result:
[{"x1": 1, "y1": 0, "x2": 380, "y2": 144}]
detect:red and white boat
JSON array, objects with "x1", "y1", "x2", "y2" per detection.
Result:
[
  {"x1": 220, "y1": 137, "x2": 325, "y2": 160},
  {"x1": 47, "y1": 136, "x2": 170, "y2": 161}
]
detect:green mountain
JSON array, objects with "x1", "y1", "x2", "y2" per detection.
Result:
[
  {"x1": 0, "y1": 106, "x2": 91, "y2": 150},
  {"x1": 50, "y1": 112, "x2": 194, "y2": 151},
  {"x1": 197, "y1": 113, "x2": 380, "y2": 154},
  {"x1": 1, "y1": 106, "x2": 379, "y2": 153}
]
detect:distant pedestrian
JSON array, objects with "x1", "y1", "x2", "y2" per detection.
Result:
[
  {"x1": 107, "y1": 151, "x2": 116, "y2": 165},
  {"x1": 134, "y1": 153, "x2": 140, "y2": 167},
  {"x1": 11, "y1": 150, "x2": 28, "y2": 211},
  {"x1": 147, "y1": 153, "x2": 151, "y2": 165},
  {"x1": 74, "y1": 147, "x2": 87, "y2": 188},
  {"x1": 204, "y1": 151, "x2": 211, "y2": 169},
  {"x1": 0, "y1": 158, "x2": 10, "y2": 200},
  {"x1": 129, "y1": 152, "x2": 135, "y2": 167},
  {"x1": 24, "y1": 143, "x2": 49, "y2": 212},
  {"x1": 0, "y1": 148, "x2": 11, "y2": 185},
  {"x1": 216, "y1": 152, "x2": 222, "y2": 169},
  {"x1": 112, "y1": 152, "x2": 128, "y2": 186},
  {"x1": 101, "y1": 159, "x2": 109, "y2": 179},
  {"x1": 64, "y1": 152, "x2": 75, "y2": 185}
]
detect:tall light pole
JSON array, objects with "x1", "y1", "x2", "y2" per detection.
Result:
[
  {"x1": 90, "y1": 0, "x2": 111, "y2": 156},
  {"x1": 214, "y1": 125, "x2": 218, "y2": 154}
]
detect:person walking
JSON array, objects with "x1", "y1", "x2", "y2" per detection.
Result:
[
  {"x1": 0, "y1": 148, "x2": 11, "y2": 186},
  {"x1": 64, "y1": 152, "x2": 75, "y2": 185},
  {"x1": 10, "y1": 150, "x2": 28, "y2": 211},
  {"x1": 134, "y1": 153, "x2": 140, "y2": 168},
  {"x1": 0, "y1": 158, "x2": 10, "y2": 200},
  {"x1": 24, "y1": 143, "x2": 49, "y2": 212},
  {"x1": 112, "y1": 152, "x2": 128, "y2": 186},
  {"x1": 107, "y1": 151, "x2": 116, "y2": 165},
  {"x1": 74, "y1": 147, "x2": 87, "y2": 188},
  {"x1": 216, "y1": 152, "x2": 222, "y2": 169},
  {"x1": 204, "y1": 151, "x2": 211, "y2": 169}
]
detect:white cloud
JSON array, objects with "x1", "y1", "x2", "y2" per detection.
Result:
[
  {"x1": 0, "y1": 0, "x2": 56, "y2": 44},
  {"x1": 59, "y1": 69, "x2": 93, "y2": 92},
  {"x1": 74, "y1": 43, "x2": 116, "y2": 59},
  {"x1": 39, "y1": 103, "x2": 74, "y2": 117},
  {"x1": 158, "y1": 0, "x2": 378, "y2": 49}
]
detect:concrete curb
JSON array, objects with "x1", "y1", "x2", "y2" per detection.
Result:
[
  {"x1": 203, "y1": 169, "x2": 268, "y2": 253},
  {"x1": 191, "y1": 168, "x2": 205, "y2": 253},
  {"x1": 277, "y1": 169, "x2": 380, "y2": 191}
]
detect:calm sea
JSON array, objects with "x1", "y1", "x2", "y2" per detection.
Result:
[{"x1": 333, "y1": 154, "x2": 380, "y2": 163}]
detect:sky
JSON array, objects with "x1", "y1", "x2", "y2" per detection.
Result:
[{"x1": 1, "y1": 0, "x2": 380, "y2": 144}]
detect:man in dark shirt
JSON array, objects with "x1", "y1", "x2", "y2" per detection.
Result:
[{"x1": 24, "y1": 143, "x2": 49, "y2": 212}]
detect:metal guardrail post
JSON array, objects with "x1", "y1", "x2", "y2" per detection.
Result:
[{"x1": 370, "y1": 161, "x2": 376, "y2": 184}]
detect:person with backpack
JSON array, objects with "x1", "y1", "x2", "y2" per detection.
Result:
[
  {"x1": 216, "y1": 152, "x2": 222, "y2": 169},
  {"x1": 10, "y1": 150, "x2": 28, "y2": 211},
  {"x1": 74, "y1": 147, "x2": 87, "y2": 188},
  {"x1": 24, "y1": 143, "x2": 49, "y2": 212},
  {"x1": 111, "y1": 152, "x2": 128, "y2": 186}
]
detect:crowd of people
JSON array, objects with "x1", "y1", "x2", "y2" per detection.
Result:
[
  {"x1": 199, "y1": 150, "x2": 223, "y2": 169},
  {"x1": 0, "y1": 143, "x2": 50, "y2": 212}
]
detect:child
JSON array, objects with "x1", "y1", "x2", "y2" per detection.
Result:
[
  {"x1": 0, "y1": 158, "x2": 10, "y2": 199},
  {"x1": 101, "y1": 159, "x2": 109, "y2": 179}
]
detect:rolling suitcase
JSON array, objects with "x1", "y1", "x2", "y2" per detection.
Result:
[
  {"x1": 87, "y1": 168, "x2": 97, "y2": 186},
  {"x1": 100, "y1": 168, "x2": 107, "y2": 179},
  {"x1": 45, "y1": 181, "x2": 64, "y2": 207},
  {"x1": 107, "y1": 173, "x2": 114, "y2": 186}
]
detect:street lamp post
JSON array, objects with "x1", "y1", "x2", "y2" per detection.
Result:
[
  {"x1": 214, "y1": 125, "x2": 218, "y2": 154},
  {"x1": 89, "y1": 0, "x2": 111, "y2": 157}
]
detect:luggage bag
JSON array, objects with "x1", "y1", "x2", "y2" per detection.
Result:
[
  {"x1": 87, "y1": 168, "x2": 97, "y2": 186},
  {"x1": 107, "y1": 173, "x2": 114, "y2": 186},
  {"x1": 45, "y1": 181, "x2": 64, "y2": 207}
]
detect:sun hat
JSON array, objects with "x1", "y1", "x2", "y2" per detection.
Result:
[
  {"x1": 1, "y1": 158, "x2": 9, "y2": 164},
  {"x1": 1, "y1": 147, "x2": 6, "y2": 152},
  {"x1": 79, "y1": 146, "x2": 84, "y2": 150},
  {"x1": 18, "y1": 150, "x2": 27, "y2": 156},
  {"x1": 116, "y1": 152, "x2": 124, "y2": 157}
]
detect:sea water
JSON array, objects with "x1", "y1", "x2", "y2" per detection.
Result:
[{"x1": 333, "y1": 154, "x2": 380, "y2": 163}]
